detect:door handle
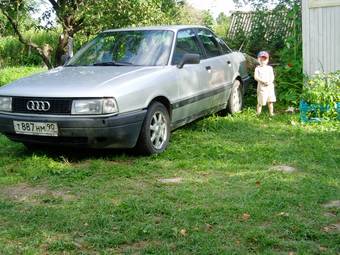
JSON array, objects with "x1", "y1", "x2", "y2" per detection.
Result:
[{"x1": 205, "y1": 66, "x2": 212, "y2": 71}]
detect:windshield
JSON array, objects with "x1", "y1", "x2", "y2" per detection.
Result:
[{"x1": 67, "y1": 30, "x2": 174, "y2": 67}]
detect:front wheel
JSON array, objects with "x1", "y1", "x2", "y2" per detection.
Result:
[
  {"x1": 136, "y1": 102, "x2": 170, "y2": 155},
  {"x1": 227, "y1": 79, "x2": 243, "y2": 114}
]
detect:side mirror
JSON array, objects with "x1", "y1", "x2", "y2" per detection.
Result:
[
  {"x1": 61, "y1": 54, "x2": 71, "y2": 66},
  {"x1": 177, "y1": 53, "x2": 200, "y2": 69}
]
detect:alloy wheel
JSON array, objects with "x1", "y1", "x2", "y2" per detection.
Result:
[{"x1": 150, "y1": 111, "x2": 168, "y2": 150}]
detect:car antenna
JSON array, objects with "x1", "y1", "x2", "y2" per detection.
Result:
[{"x1": 238, "y1": 39, "x2": 246, "y2": 52}]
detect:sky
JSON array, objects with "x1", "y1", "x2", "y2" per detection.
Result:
[{"x1": 186, "y1": 0, "x2": 251, "y2": 18}]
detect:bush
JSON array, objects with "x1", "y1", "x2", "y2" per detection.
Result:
[
  {"x1": 300, "y1": 71, "x2": 340, "y2": 120},
  {"x1": 0, "y1": 66, "x2": 46, "y2": 86},
  {"x1": 0, "y1": 30, "x2": 59, "y2": 67}
]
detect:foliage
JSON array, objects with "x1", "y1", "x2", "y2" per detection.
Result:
[
  {"x1": 1, "y1": 0, "x2": 182, "y2": 68},
  {"x1": 274, "y1": 3, "x2": 302, "y2": 106},
  {"x1": 228, "y1": 0, "x2": 303, "y2": 107},
  {"x1": 213, "y1": 12, "x2": 231, "y2": 38},
  {"x1": 0, "y1": 30, "x2": 59, "y2": 68},
  {"x1": 201, "y1": 10, "x2": 215, "y2": 29},
  {"x1": 300, "y1": 71, "x2": 340, "y2": 120},
  {"x1": 0, "y1": 0, "x2": 220, "y2": 67},
  {"x1": 233, "y1": 0, "x2": 301, "y2": 10},
  {"x1": 0, "y1": 66, "x2": 46, "y2": 86},
  {"x1": 0, "y1": 0, "x2": 37, "y2": 37},
  {"x1": 0, "y1": 0, "x2": 54, "y2": 68}
]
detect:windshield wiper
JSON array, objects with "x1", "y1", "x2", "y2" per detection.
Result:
[
  {"x1": 65, "y1": 64, "x2": 92, "y2": 67},
  {"x1": 93, "y1": 61, "x2": 134, "y2": 66}
]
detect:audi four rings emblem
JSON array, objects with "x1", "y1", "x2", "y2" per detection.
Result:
[{"x1": 26, "y1": 101, "x2": 51, "y2": 111}]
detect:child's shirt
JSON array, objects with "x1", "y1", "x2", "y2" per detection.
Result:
[
  {"x1": 254, "y1": 65, "x2": 275, "y2": 87},
  {"x1": 254, "y1": 65, "x2": 276, "y2": 105}
]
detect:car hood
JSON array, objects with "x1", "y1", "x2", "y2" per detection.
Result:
[{"x1": 0, "y1": 66, "x2": 165, "y2": 97}]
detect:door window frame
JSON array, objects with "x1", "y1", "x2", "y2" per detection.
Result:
[
  {"x1": 170, "y1": 28, "x2": 207, "y2": 65},
  {"x1": 196, "y1": 28, "x2": 224, "y2": 59}
]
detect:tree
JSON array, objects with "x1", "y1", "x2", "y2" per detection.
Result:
[
  {"x1": 201, "y1": 10, "x2": 214, "y2": 29},
  {"x1": 41, "y1": 0, "x2": 182, "y2": 65},
  {"x1": 0, "y1": 0, "x2": 54, "y2": 68},
  {"x1": 41, "y1": 0, "x2": 88, "y2": 66},
  {"x1": 0, "y1": 0, "x2": 193, "y2": 68},
  {"x1": 213, "y1": 12, "x2": 230, "y2": 38},
  {"x1": 175, "y1": 1, "x2": 215, "y2": 27}
]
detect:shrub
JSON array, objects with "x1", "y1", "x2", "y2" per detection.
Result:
[
  {"x1": 0, "y1": 30, "x2": 59, "y2": 67},
  {"x1": 274, "y1": 58, "x2": 303, "y2": 106},
  {"x1": 0, "y1": 66, "x2": 46, "y2": 86},
  {"x1": 301, "y1": 71, "x2": 340, "y2": 120}
]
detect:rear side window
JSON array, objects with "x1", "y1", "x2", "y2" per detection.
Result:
[
  {"x1": 197, "y1": 29, "x2": 222, "y2": 58},
  {"x1": 172, "y1": 29, "x2": 204, "y2": 65}
]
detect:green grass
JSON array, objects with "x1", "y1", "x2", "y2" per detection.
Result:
[
  {"x1": 0, "y1": 66, "x2": 46, "y2": 86},
  {"x1": 0, "y1": 110, "x2": 339, "y2": 254},
  {"x1": 0, "y1": 67, "x2": 338, "y2": 254}
]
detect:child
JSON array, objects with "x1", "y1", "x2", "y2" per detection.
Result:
[{"x1": 254, "y1": 51, "x2": 276, "y2": 116}]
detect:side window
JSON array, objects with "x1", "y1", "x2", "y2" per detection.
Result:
[
  {"x1": 197, "y1": 29, "x2": 222, "y2": 58},
  {"x1": 172, "y1": 29, "x2": 204, "y2": 65},
  {"x1": 218, "y1": 38, "x2": 232, "y2": 55}
]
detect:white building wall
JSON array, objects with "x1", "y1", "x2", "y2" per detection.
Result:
[{"x1": 302, "y1": 0, "x2": 340, "y2": 75}]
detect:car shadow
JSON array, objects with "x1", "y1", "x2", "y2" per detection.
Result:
[{"x1": 17, "y1": 144, "x2": 140, "y2": 162}]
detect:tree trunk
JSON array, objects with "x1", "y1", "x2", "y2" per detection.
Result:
[
  {"x1": 55, "y1": 33, "x2": 68, "y2": 66},
  {"x1": 55, "y1": 31, "x2": 75, "y2": 66}
]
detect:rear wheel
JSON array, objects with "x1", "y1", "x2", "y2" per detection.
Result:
[
  {"x1": 227, "y1": 79, "x2": 243, "y2": 114},
  {"x1": 136, "y1": 102, "x2": 170, "y2": 155}
]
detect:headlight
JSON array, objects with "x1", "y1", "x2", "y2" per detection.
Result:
[
  {"x1": 71, "y1": 98, "x2": 118, "y2": 115},
  {"x1": 0, "y1": 97, "x2": 12, "y2": 112}
]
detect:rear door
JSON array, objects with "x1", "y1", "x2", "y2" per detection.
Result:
[
  {"x1": 196, "y1": 28, "x2": 234, "y2": 109},
  {"x1": 171, "y1": 29, "x2": 211, "y2": 126}
]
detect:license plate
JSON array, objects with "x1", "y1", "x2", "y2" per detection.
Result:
[{"x1": 13, "y1": 121, "x2": 58, "y2": 137}]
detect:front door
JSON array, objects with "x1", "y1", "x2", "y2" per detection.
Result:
[{"x1": 171, "y1": 29, "x2": 211, "y2": 126}]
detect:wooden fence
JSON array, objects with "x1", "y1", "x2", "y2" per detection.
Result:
[{"x1": 227, "y1": 11, "x2": 296, "y2": 41}]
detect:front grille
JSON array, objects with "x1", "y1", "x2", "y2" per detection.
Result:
[{"x1": 12, "y1": 97, "x2": 72, "y2": 115}]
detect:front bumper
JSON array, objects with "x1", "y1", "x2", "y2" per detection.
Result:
[{"x1": 0, "y1": 110, "x2": 147, "y2": 148}]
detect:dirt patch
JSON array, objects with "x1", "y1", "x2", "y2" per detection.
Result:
[
  {"x1": 323, "y1": 212, "x2": 337, "y2": 218},
  {"x1": 72, "y1": 159, "x2": 134, "y2": 168},
  {"x1": 158, "y1": 177, "x2": 183, "y2": 184},
  {"x1": 1, "y1": 183, "x2": 77, "y2": 204},
  {"x1": 322, "y1": 222, "x2": 340, "y2": 233},
  {"x1": 271, "y1": 165, "x2": 297, "y2": 173},
  {"x1": 107, "y1": 159, "x2": 134, "y2": 166},
  {"x1": 116, "y1": 240, "x2": 161, "y2": 254},
  {"x1": 322, "y1": 200, "x2": 340, "y2": 209}
]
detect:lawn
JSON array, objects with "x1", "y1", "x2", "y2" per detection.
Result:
[{"x1": 0, "y1": 68, "x2": 339, "y2": 254}]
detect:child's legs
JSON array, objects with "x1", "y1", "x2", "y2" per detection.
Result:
[
  {"x1": 257, "y1": 92, "x2": 266, "y2": 115},
  {"x1": 257, "y1": 104, "x2": 262, "y2": 114},
  {"x1": 268, "y1": 102, "x2": 274, "y2": 115}
]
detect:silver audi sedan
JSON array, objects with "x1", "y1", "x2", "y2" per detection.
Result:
[{"x1": 0, "y1": 25, "x2": 250, "y2": 154}]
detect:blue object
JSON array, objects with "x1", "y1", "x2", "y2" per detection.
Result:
[{"x1": 299, "y1": 100, "x2": 339, "y2": 122}]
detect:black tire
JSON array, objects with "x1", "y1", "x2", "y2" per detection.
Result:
[
  {"x1": 136, "y1": 102, "x2": 171, "y2": 155},
  {"x1": 227, "y1": 79, "x2": 243, "y2": 114}
]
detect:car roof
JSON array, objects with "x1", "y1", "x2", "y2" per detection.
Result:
[{"x1": 103, "y1": 25, "x2": 208, "y2": 33}]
